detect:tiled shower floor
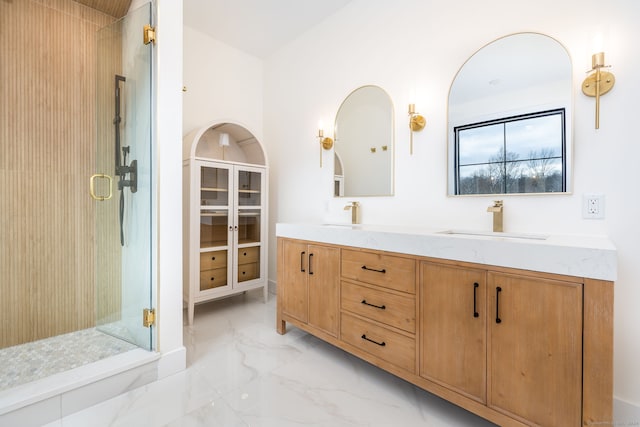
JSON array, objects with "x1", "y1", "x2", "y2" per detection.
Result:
[{"x1": 0, "y1": 328, "x2": 137, "y2": 391}]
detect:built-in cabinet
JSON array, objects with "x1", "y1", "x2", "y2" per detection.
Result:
[
  {"x1": 279, "y1": 240, "x2": 340, "y2": 337},
  {"x1": 420, "y1": 262, "x2": 487, "y2": 403},
  {"x1": 183, "y1": 123, "x2": 268, "y2": 325},
  {"x1": 277, "y1": 237, "x2": 613, "y2": 427},
  {"x1": 486, "y1": 272, "x2": 583, "y2": 426}
]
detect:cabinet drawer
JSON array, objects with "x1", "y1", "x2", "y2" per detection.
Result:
[
  {"x1": 199, "y1": 267, "x2": 228, "y2": 290},
  {"x1": 238, "y1": 262, "x2": 258, "y2": 282},
  {"x1": 341, "y1": 281, "x2": 415, "y2": 333},
  {"x1": 341, "y1": 312, "x2": 415, "y2": 373},
  {"x1": 200, "y1": 250, "x2": 227, "y2": 270},
  {"x1": 238, "y1": 246, "x2": 260, "y2": 264},
  {"x1": 342, "y1": 249, "x2": 416, "y2": 294}
]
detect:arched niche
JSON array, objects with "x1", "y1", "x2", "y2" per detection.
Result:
[{"x1": 183, "y1": 122, "x2": 267, "y2": 166}]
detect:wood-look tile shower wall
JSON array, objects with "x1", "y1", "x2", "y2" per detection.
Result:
[{"x1": 0, "y1": 0, "x2": 122, "y2": 348}]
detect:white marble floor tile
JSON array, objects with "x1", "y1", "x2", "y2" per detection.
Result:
[{"x1": 52, "y1": 290, "x2": 497, "y2": 426}]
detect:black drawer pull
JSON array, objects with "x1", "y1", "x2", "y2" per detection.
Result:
[
  {"x1": 309, "y1": 253, "x2": 314, "y2": 275},
  {"x1": 473, "y1": 282, "x2": 479, "y2": 318},
  {"x1": 300, "y1": 251, "x2": 306, "y2": 272},
  {"x1": 361, "y1": 299, "x2": 386, "y2": 310},
  {"x1": 361, "y1": 334, "x2": 386, "y2": 347},
  {"x1": 210, "y1": 277, "x2": 215, "y2": 281},
  {"x1": 496, "y1": 286, "x2": 502, "y2": 324},
  {"x1": 361, "y1": 265, "x2": 386, "y2": 274},
  {"x1": 243, "y1": 252, "x2": 247, "y2": 256}
]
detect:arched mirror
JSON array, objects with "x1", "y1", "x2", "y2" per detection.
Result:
[
  {"x1": 334, "y1": 85, "x2": 394, "y2": 197},
  {"x1": 448, "y1": 33, "x2": 572, "y2": 196}
]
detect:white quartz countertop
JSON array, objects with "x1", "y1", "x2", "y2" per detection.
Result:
[{"x1": 276, "y1": 223, "x2": 617, "y2": 281}]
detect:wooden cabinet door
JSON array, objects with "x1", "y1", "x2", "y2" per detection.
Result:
[
  {"x1": 420, "y1": 262, "x2": 487, "y2": 403},
  {"x1": 280, "y1": 240, "x2": 309, "y2": 323},
  {"x1": 308, "y1": 244, "x2": 340, "y2": 337},
  {"x1": 488, "y1": 272, "x2": 582, "y2": 427}
]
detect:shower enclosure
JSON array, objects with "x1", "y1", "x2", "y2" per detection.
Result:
[
  {"x1": 93, "y1": 2, "x2": 154, "y2": 350},
  {"x1": 0, "y1": 0, "x2": 154, "y2": 397}
]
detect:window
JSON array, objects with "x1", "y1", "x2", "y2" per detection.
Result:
[{"x1": 454, "y1": 109, "x2": 566, "y2": 195}]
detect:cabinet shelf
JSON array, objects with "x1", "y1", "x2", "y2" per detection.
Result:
[
  {"x1": 201, "y1": 187, "x2": 229, "y2": 192},
  {"x1": 200, "y1": 239, "x2": 228, "y2": 248},
  {"x1": 238, "y1": 189, "x2": 260, "y2": 194}
]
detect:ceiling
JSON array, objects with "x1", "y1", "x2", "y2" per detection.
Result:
[
  {"x1": 183, "y1": 0, "x2": 354, "y2": 58},
  {"x1": 75, "y1": 0, "x2": 132, "y2": 18}
]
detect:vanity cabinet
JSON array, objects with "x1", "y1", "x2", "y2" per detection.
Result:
[
  {"x1": 420, "y1": 262, "x2": 487, "y2": 403},
  {"x1": 340, "y1": 249, "x2": 417, "y2": 373},
  {"x1": 277, "y1": 234, "x2": 613, "y2": 427},
  {"x1": 278, "y1": 239, "x2": 340, "y2": 338},
  {"x1": 421, "y1": 262, "x2": 583, "y2": 426},
  {"x1": 487, "y1": 272, "x2": 582, "y2": 427}
]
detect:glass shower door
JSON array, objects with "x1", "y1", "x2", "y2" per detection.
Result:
[{"x1": 92, "y1": 3, "x2": 153, "y2": 350}]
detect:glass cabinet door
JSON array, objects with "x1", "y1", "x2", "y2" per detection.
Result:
[
  {"x1": 201, "y1": 166, "x2": 229, "y2": 207},
  {"x1": 200, "y1": 165, "x2": 231, "y2": 292},
  {"x1": 235, "y1": 168, "x2": 264, "y2": 284}
]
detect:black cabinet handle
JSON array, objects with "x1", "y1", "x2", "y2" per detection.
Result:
[
  {"x1": 211, "y1": 256, "x2": 215, "y2": 261},
  {"x1": 300, "y1": 251, "x2": 306, "y2": 272},
  {"x1": 361, "y1": 334, "x2": 386, "y2": 347},
  {"x1": 309, "y1": 253, "x2": 314, "y2": 275},
  {"x1": 473, "y1": 282, "x2": 479, "y2": 318},
  {"x1": 243, "y1": 252, "x2": 247, "y2": 256},
  {"x1": 361, "y1": 265, "x2": 386, "y2": 274},
  {"x1": 496, "y1": 286, "x2": 502, "y2": 324},
  {"x1": 361, "y1": 300, "x2": 386, "y2": 310}
]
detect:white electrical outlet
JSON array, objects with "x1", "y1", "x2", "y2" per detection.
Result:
[{"x1": 583, "y1": 194, "x2": 605, "y2": 219}]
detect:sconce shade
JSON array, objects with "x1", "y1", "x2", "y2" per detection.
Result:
[{"x1": 219, "y1": 132, "x2": 230, "y2": 147}]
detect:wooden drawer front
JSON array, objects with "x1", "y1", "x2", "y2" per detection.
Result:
[
  {"x1": 238, "y1": 246, "x2": 259, "y2": 264},
  {"x1": 200, "y1": 250, "x2": 227, "y2": 270},
  {"x1": 341, "y1": 312, "x2": 415, "y2": 373},
  {"x1": 238, "y1": 262, "x2": 258, "y2": 282},
  {"x1": 341, "y1": 281, "x2": 415, "y2": 333},
  {"x1": 342, "y1": 250, "x2": 415, "y2": 294},
  {"x1": 200, "y1": 267, "x2": 228, "y2": 290}
]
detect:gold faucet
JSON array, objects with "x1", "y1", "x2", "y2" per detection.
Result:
[
  {"x1": 487, "y1": 200, "x2": 503, "y2": 232},
  {"x1": 344, "y1": 201, "x2": 360, "y2": 224}
]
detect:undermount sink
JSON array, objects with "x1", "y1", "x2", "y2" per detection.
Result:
[
  {"x1": 321, "y1": 223, "x2": 362, "y2": 229},
  {"x1": 438, "y1": 229, "x2": 549, "y2": 240}
]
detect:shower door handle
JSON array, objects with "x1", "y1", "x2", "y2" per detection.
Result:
[{"x1": 90, "y1": 174, "x2": 113, "y2": 201}]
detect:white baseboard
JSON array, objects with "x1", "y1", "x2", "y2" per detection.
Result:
[
  {"x1": 268, "y1": 279, "x2": 277, "y2": 295},
  {"x1": 157, "y1": 346, "x2": 186, "y2": 379},
  {"x1": 614, "y1": 397, "x2": 640, "y2": 425}
]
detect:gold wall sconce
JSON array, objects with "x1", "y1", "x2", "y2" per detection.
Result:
[
  {"x1": 408, "y1": 103, "x2": 426, "y2": 154},
  {"x1": 582, "y1": 52, "x2": 615, "y2": 129},
  {"x1": 317, "y1": 128, "x2": 334, "y2": 167}
]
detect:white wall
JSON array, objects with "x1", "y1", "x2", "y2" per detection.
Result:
[
  {"x1": 155, "y1": 0, "x2": 186, "y2": 377},
  {"x1": 181, "y1": 0, "x2": 640, "y2": 412},
  {"x1": 263, "y1": 0, "x2": 640, "y2": 410},
  {"x1": 182, "y1": 26, "x2": 264, "y2": 138}
]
